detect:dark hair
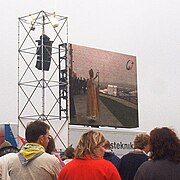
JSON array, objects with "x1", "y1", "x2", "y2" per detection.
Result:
[
  {"x1": 150, "y1": 127, "x2": 180, "y2": 163},
  {"x1": 103, "y1": 140, "x2": 111, "y2": 149},
  {"x1": 46, "y1": 135, "x2": 56, "y2": 154},
  {"x1": 64, "y1": 146, "x2": 75, "y2": 159},
  {"x1": 25, "y1": 120, "x2": 50, "y2": 143}
]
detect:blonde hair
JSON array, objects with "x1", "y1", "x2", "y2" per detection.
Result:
[{"x1": 75, "y1": 130, "x2": 105, "y2": 159}]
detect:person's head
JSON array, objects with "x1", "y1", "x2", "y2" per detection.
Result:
[
  {"x1": 64, "y1": 146, "x2": 75, "y2": 159},
  {"x1": 89, "y1": 69, "x2": 94, "y2": 78},
  {"x1": 150, "y1": 127, "x2": 180, "y2": 163},
  {"x1": 0, "y1": 141, "x2": 19, "y2": 157},
  {"x1": 75, "y1": 130, "x2": 106, "y2": 159},
  {"x1": 46, "y1": 135, "x2": 56, "y2": 154},
  {"x1": 25, "y1": 120, "x2": 50, "y2": 149},
  {"x1": 103, "y1": 140, "x2": 111, "y2": 150},
  {"x1": 134, "y1": 133, "x2": 150, "y2": 153}
]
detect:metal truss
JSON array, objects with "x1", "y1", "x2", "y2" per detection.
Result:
[{"x1": 18, "y1": 10, "x2": 68, "y2": 149}]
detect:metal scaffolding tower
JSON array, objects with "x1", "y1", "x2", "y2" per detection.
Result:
[{"x1": 18, "y1": 10, "x2": 69, "y2": 149}]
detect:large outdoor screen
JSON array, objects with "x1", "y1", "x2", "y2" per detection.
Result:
[{"x1": 69, "y1": 44, "x2": 138, "y2": 128}]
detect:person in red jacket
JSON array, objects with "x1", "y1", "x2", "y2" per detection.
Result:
[{"x1": 58, "y1": 130, "x2": 121, "y2": 180}]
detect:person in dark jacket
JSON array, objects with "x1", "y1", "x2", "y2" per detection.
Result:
[
  {"x1": 103, "y1": 140, "x2": 120, "y2": 171},
  {"x1": 118, "y1": 133, "x2": 150, "y2": 180}
]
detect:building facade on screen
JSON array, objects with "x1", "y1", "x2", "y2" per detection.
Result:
[{"x1": 69, "y1": 44, "x2": 138, "y2": 128}]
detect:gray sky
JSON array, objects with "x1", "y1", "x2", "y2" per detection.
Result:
[{"x1": 0, "y1": 0, "x2": 180, "y2": 135}]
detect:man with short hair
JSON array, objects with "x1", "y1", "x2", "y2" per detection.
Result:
[
  {"x1": 118, "y1": 133, "x2": 150, "y2": 180},
  {"x1": 8, "y1": 120, "x2": 62, "y2": 180}
]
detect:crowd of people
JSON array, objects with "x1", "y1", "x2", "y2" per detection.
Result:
[{"x1": 0, "y1": 120, "x2": 179, "y2": 180}]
